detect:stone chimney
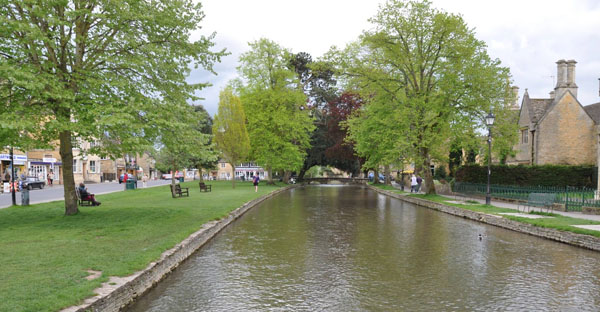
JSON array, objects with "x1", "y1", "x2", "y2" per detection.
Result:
[
  {"x1": 556, "y1": 59, "x2": 567, "y2": 88},
  {"x1": 511, "y1": 86, "x2": 520, "y2": 109},
  {"x1": 549, "y1": 90, "x2": 555, "y2": 99},
  {"x1": 555, "y1": 59, "x2": 578, "y2": 99},
  {"x1": 566, "y1": 60, "x2": 578, "y2": 97}
]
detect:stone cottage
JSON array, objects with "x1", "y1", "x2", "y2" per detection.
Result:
[{"x1": 508, "y1": 59, "x2": 600, "y2": 166}]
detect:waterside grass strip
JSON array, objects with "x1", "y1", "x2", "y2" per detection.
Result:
[
  {"x1": 0, "y1": 181, "x2": 287, "y2": 312},
  {"x1": 63, "y1": 184, "x2": 295, "y2": 312},
  {"x1": 368, "y1": 185, "x2": 600, "y2": 252}
]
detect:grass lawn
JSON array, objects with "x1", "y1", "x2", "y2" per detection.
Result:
[
  {"x1": 0, "y1": 180, "x2": 283, "y2": 312},
  {"x1": 370, "y1": 184, "x2": 600, "y2": 238}
]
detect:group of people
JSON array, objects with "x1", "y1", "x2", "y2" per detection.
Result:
[{"x1": 410, "y1": 174, "x2": 423, "y2": 193}]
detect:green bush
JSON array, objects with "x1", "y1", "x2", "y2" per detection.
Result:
[
  {"x1": 434, "y1": 166, "x2": 447, "y2": 180},
  {"x1": 455, "y1": 164, "x2": 597, "y2": 187}
]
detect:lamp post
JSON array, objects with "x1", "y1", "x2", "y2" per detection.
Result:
[
  {"x1": 10, "y1": 146, "x2": 16, "y2": 206},
  {"x1": 485, "y1": 112, "x2": 495, "y2": 205}
]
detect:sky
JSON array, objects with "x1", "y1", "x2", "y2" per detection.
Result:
[{"x1": 188, "y1": 0, "x2": 600, "y2": 116}]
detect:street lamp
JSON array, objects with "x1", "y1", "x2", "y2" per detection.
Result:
[{"x1": 485, "y1": 112, "x2": 495, "y2": 205}]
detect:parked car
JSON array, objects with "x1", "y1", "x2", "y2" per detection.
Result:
[{"x1": 23, "y1": 176, "x2": 46, "y2": 190}]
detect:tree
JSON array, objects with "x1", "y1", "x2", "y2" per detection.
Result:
[
  {"x1": 288, "y1": 52, "x2": 338, "y2": 179},
  {"x1": 0, "y1": 1, "x2": 225, "y2": 214},
  {"x1": 332, "y1": 0, "x2": 512, "y2": 193},
  {"x1": 324, "y1": 92, "x2": 364, "y2": 176},
  {"x1": 237, "y1": 39, "x2": 314, "y2": 184},
  {"x1": 212, "y1": 87, "x2": 250, "y2": 188},
  {"x1": 192, "y1": 104, "x2": 218, "y2": 181},
  {"x1": 344, "y1": 92, "x2": 408, "y2": 184},
  {"x1": 155, "y1": 103, "x2": 214, "y2": 194}
]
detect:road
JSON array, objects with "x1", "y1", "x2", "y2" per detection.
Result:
[{"x1": 0, "y1": 179, "x2": 173, "y2": 209}]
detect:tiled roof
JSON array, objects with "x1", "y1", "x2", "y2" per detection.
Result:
[
  {"x1": 527, "y1": 98, "x2": 553, "y2": 123},
  {"x1": 583, "y1": 102, "x2": 600, "y2": 124}
]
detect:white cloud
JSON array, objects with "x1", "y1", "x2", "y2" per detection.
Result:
[{"x1": 190, "y1": 0, "x2": 600, "y2": 115}]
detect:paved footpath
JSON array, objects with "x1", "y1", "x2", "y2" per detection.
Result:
[
  {"x1": 0, "y1": 179, "x2": 172, "y2": 209},
  {"x1": 390, "y1": 182, "x2": 600, "y2": 222}
]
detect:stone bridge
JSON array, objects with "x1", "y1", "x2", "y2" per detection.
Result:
[{"x1": 300, "y1": 177, "x2": 369, "y2": 185}]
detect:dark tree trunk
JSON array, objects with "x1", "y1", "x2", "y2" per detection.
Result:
[
  {"x1": 282, "y1": 170, "x2": 291, "y2": 184},
  {"x1": 59, "y1": 130, "x2": 78, "y2": 215},
  {"x1": 384, "y1": 164, "x2": 391, "y2": 185},
  {"x1": 231, "y1": 164, "x2": 236, "y2": 189},
  {"x1": 171, "y1": 160, "x2": 177, "y2": 197},
  {"x1": 266, "y1": 166, "x2": 274, "y2": 185},
  {"x1": 373, "y1": 168, "x2": 380, "y2": 184},
  {"x1": 420, "y1": 148, "x2": 436, "y2": 194}
]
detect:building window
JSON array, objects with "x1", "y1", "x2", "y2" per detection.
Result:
[
  {"x1": 100, "y1": 156, "x2": 109, "y2": 160},
  {"x1": 89, "y1": 160, "x2": 97, "y2": 173},
  {"x1": 73, "y1": 159, "x2": 79, "y2": 173},
  {"x1": 521, "y1": 129, "x2": 528, "y2": 144},
  {"x1": 221, "y1": 162, "x2": 226, "y2": 168}
]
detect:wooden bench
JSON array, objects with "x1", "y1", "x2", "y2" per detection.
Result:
[
  {"x1": 521, "y1": 193, "x2": 556, "y2": 212},
  {"x1": 199, "y1": 182, "x2": 211, "y2": 192},
  {"x1": 170, "y1": 184, "x2": 189, "y2": 198},
  {"x1": 75, "y1": 188, "x2": 94, "y2": 206}
]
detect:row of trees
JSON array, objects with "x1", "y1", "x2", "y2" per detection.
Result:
[
  {"x1": 1, "y1": 0, "x2": 521, "y2": 217},
  {"x1": 328, "y1": 0, "x2": 518, "y2": 193},
  {"x1": 0, "y1": 0, "x2": 225, "y2": 214},
  {"x1": 213, "y1": 0, "x2": 519, "y2": 195}
]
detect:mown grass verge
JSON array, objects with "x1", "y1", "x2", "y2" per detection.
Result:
[
  {"x1": 0, "y1": 181, "x2": 283, "y2": 312},
  {"x1": 370, "y1": 185, "x2": 600, "y2": 238}
]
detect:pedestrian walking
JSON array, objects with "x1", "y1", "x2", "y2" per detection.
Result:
[
  {"x1": 142, "y1": 174, "x2": 148, "y2": 188},
  {"x1": 416, "y1": 175, "x2": 423, "y2": 193},
  {"x1": 47, "y1": 170, "x2": 54, "y2": 186},
  {"x1": 410, "y1": 174, "x2": 418, "y2": 193},
  {"x1": 252, "y1": 173, "x2": 260, "y2": 192}
]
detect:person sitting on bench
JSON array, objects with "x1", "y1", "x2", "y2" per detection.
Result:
[{"x1": 78, "y1": 182, "x2": 101, "y2": 206}]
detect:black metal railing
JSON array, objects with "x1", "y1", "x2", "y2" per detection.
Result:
[{"x1": 453, "y1": 182, "x2": 600, "y2": 211}]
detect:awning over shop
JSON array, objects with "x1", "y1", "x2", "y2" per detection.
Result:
[
  {"x1": 0, "y1": 154, "x2": 27, "y2": 165},
  {"x1": 29, "y1": 161, "x2": 62, "y2": 166}
]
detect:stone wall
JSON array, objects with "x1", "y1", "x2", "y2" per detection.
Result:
[
  {"x1": 369, "y1": 186, "x2": 600, "y2": 252},
  {"x1": 62, "y1": 185, "x2": 295, "y2": 312},
  {"x1": 536, "y1": 92, "x2": 597, "y2": 165}
]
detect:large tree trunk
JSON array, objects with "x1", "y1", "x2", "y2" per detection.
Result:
[
  {"x1": 171, "y1": 160, "x2": 177, "y2": 197},
  {"x1": 59, "y1": 130, "x2": 78, "y2": 215},
  {"x1": 420, "y1": 148, "x2": 436, "y2": 194},
  {"x1": 283, "y1": 170, "x2": 291, "y2": 184},
  {"x1": 231, "y1": 164, "x2": 236, "y2": 189},
  {"x1": 384, "y1": 164, "x2": 391, "y2": 185},
  {"x1": 373, "y1": 168, "x2": 380, "y2": 184},
  {"x1": 298, "y1": 167, "x2": 307, "y2": 180},
  {"x1": 198, "y1": 167, "x2": 204, "y2": 182},
  {"x1": 267, "y1": 166, "x2": 274, "y2": 185}
]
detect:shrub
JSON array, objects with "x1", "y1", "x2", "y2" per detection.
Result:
[{"x1": 455, "y1": 164, "x2": 597, "y2": 187}]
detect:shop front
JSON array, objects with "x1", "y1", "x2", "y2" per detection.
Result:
[
  {"x1": 0, "y1": 153, "x2": 27, "y2": 182},
  {"x1": 28, "y1": 157, "x2": 62, "y2": 185}
]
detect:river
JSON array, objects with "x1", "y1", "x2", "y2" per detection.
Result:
[{"x1": 127, "y1": 185, "x2": 600, "y2": 311}]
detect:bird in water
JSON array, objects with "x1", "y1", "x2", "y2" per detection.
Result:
[{"x1": 478, "y1": 234, "x2": 483, "y2": 240}]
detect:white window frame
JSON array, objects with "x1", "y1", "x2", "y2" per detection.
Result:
[{"x1": 89, "y1": 160, "x2": 97, "y2": 173}]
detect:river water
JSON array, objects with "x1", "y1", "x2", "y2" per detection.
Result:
[{"x1": 127, "y1": 185, "x2": 600, "y2": 311}]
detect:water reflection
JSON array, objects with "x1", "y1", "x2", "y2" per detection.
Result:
[{"x1": 127, "y1": 186, "x2": 600, "y2": 311}]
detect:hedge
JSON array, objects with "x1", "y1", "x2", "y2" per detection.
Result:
[{"x1": 455, "y1": 164, "x2": 598, "y2": 187}]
